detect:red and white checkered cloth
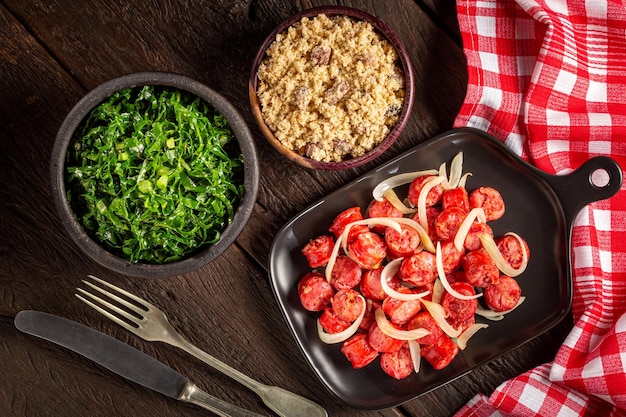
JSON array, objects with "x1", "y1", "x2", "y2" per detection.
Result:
[{"x1": 452, "y1": 0, "x2": 626, "y2": 416}]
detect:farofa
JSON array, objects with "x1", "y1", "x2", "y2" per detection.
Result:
[{"x1": 256, "y1": 14, "x2": 405, "y2": 163}]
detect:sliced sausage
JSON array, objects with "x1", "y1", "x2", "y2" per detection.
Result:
[
  {"x1": 462, "y1": 248, "x2": 499, "y2": 287},
  {"x1": 464, "y1": 222, "x2": 493, "y2": 251},
  {"x1": 496, "y1": 234, "x2": 530, "y2": 269},
  {"x1": 385, "y1": 223, "x2": 421, "y2": 259},
  {"x1": 380, "y1": 347, "x2": 414, "y2": 380},
  {"x1": 297, "y1": 272, "x2": 334, "y2": 312},
  {"x1": 420, "y1": 334, "x2": 459, "y2": 370},
  {"x1": 408, "y1": 175, "x2": 443, "y2": 207},
  {"x1": 332, "y1": 288, "x2": 364, "y2": 322},
  {"x1": 368, "y1": 322, "x2": 404, "y2": 353},
  {"x1": 330, "y1": 255, "x2": 362, "y2": 290},
  {"x1": 469, "y1": 186, "x2": 505, "y2": 221},
  {"x1": 359, "y1": 268, "x2": 387, "y2": 301},
  {"x1": 366, "y1": 198, "x2": 403, "y2": 233},
  {"x1": 442, "y1": 186, "x2": 470, "y2": 212},
  {"x1": 382, "y1": 288, "x2": 423, "y2": 325},
  {"x1": 348, "y1": 231, "x2": 387, "y2": 269},
  {"x1": 406, "y1": 311, "x2": 444, "y2": 345},
  {"x1": 328, "y1": 206, "x2": 366, "y2": 240},
  {"x1": 441, "y1": 282, "x2": 478, "y2": 329},
  {"x1": 318, "y1": 308, "x2": 351, "y2": 334},
  {"x1": 435, "y1": 206, "x2": 468, "y2": 241},
  {"x1": 484, "y1": 275, "x2": 522, "y2": 312},
  {"x1": 341, "y1": 333, "x2": 379, "y2": 369},
  {"x1": 301, "y1": 234, "x2": 335, "y2": 268},
  {"x1": 399, "y1": 252, "x2": 437, "y2": 287},
  {"x1": 440, "y1": 240, "x2": 464, "y2": 274}
]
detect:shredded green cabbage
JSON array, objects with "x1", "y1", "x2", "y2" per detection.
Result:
[{"x1": 66, "y1": 85, "x2": 244, "y2": 264}]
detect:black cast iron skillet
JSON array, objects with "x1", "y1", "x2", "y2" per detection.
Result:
[{"x1": 268, "y1": 127, "x2": 622, "y2": 409}]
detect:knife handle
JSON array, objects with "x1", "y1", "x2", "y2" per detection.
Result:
[{"x1": 179, "y1": 382, "x2": 266, "y2": 417}]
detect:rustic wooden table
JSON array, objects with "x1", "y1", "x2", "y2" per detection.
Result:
[{"x1": 1, "y1": 1, "x2": 572, "y2": 416}]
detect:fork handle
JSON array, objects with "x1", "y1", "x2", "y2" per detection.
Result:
[
  {"x1": 173, "y1": 337, "x2": 327, "y2": 417},
  {"x1": 173, "y1": 336, "x2": 263, "y2": 392},
  {"x1": 179, "y1": 382, "x2": 266, "y2": 417}
]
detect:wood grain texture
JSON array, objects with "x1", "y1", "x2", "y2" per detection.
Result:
[{"x1": 0, "y1": 1, "x2": 571, "y2": 416}]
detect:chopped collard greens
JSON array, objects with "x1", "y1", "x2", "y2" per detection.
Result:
[{"x1": 66, "y1": 85, "x2": 245, "y2": 264}]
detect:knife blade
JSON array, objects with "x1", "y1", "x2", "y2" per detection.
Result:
[{"x1": 14, "y1": 310, "x2": 265, "y2": 417}]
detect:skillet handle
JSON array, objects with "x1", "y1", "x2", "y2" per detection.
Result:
[{"x1": 541, "y1": 156, "x2": 622, "y2": 226}]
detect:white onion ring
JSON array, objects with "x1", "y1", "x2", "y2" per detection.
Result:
[
  {"x1": 453, "y1": 207, "x2": 486, "y2": 251},
  {"x1": 408, "y1": 339, "x2": 421, "y2": 374},
  {"x1": 374, "y1": 308, "x2": 430, "y2": 341},
  {"x1": 420, "y1": 299, "x2": 462, "y2": 338},
  {"x1": 416, "y1": 176, "x2": 445, "y2": 235},
  {"x1": 324, "y1": 229, "x2": 347, "y2": 283},
  {"x1": 456, "y1": 323, "x2": 489, "y2": 350},
  {"x1": 447, "y1": 152, "x2": 464, "y2": 189},
  {"x1": 438, "y1": 161, "x2": 448, "y2": 188},
  {"x1": 436, "y1": 241, "x2": 482, "y2": 300},
  {"x1": 380, "y1": 258, "x2": 430, "y2": 301},
  {"x1": 382, "y1": 189, "x2": 417, "y2": 214},
  {"x1": 372, "y1": 170, "x2": 438, "y2": 202},
  {"x1": 431, "y1": 278, "x2": 445, "y2": 305},
  {"x1": 458, "y1": 172, "x2": 472, "y2": 188},
  {"x1": 438, "y1": 152, "x2": 464, "y2": 190}
]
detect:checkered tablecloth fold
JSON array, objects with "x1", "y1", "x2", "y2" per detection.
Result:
[{"x1": 452, "y1": 0, "x2": 626, "y2": 415}]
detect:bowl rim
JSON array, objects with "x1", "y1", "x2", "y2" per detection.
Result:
[
  {"x1": 249, "y1": 5, "x2": 415, "y2": 170},
  {"x1": 50, "y1": 71, "x2": 259, "y2": 278}
]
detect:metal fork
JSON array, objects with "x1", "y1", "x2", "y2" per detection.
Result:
[{"x1": 76, "y1": 275, "x2": 327, "y2": 417}]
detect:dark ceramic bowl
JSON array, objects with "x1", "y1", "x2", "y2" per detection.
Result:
[
  {"x1": 50, "y1": 72, "x2": 259, "y2": 278},
  {"x1": 249, "y1": 6, "x2": 415, "y2": 170}
]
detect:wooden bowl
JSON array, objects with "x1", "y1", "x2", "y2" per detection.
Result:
[
  {"x1": 50, "y1": 72, "x2": 259, "y2": 278},
  {"x1": 249, "y1": 6, "x2": 415, "y2": 170}
]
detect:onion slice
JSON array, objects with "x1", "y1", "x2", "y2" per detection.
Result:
[
  {"x1": 475, "y1": 296, "x2": 526, "y2": 321},
  {"x1": 317, "y1": 295, "x2": 366, "y2": 344},
  {"x1": 374, "y1": 308, "x2": 430, "y2": 341},
  {"x1": 438, "y1": 152, "x2": 464, "y2": 190},
  {"x1": 324, "y1": 229, "x2": 347, "y2": 283},
  {"x1": 420, "y1": 299, "x2": 462, "y2": 338},
  {"x1": 431, "y1": 278, "x2": 445, "y2": 305},
  {"x1": 408, "y1": 339, "x2": 421, "y2": 374},
  {"x1": 416, "y1": 176, "x2": 445, "y2": 235},
  {"x1": 382, "y1": 189, "x2": 417, "y2": 214},
  {"x1": 456, "y1": 323, "x2": 489, "y2": 350},
  {"x1": 458, "y1": 172, "x2": 472, "y2": 188},
  {"x1": 453, "y1": 207, "x2": 486, "y2": 251},
  {"x1": 478, "y1": 232, "x2": 528, "y2": 277},
  {"x1": 436, "y1": 241, "x2": 482, "y2": 300},
  {"x1": 447, "y1": 152, "x2": 464, "y2": 189},
  {"x1": 372, "y1": 170, "x2": 438, "y2": 202},
  {"x1": 381, "y1": 258, "x2": 430, "y2": 301},
  {"x1": 438, "y1": 161, "x2": 448, "y2": 188}
]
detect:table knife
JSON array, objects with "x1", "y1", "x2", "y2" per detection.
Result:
[{"x1": 14, "y1": 310, "x2": 265, "y2": 417}]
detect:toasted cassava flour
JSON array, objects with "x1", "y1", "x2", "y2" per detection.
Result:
[{"x1": 256, "y1": 14, "x2": 405, "y2": 163}]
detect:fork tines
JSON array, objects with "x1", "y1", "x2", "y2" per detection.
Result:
[{"x1": 76, "y1": 274, "x2": 148, "y2": 332}]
